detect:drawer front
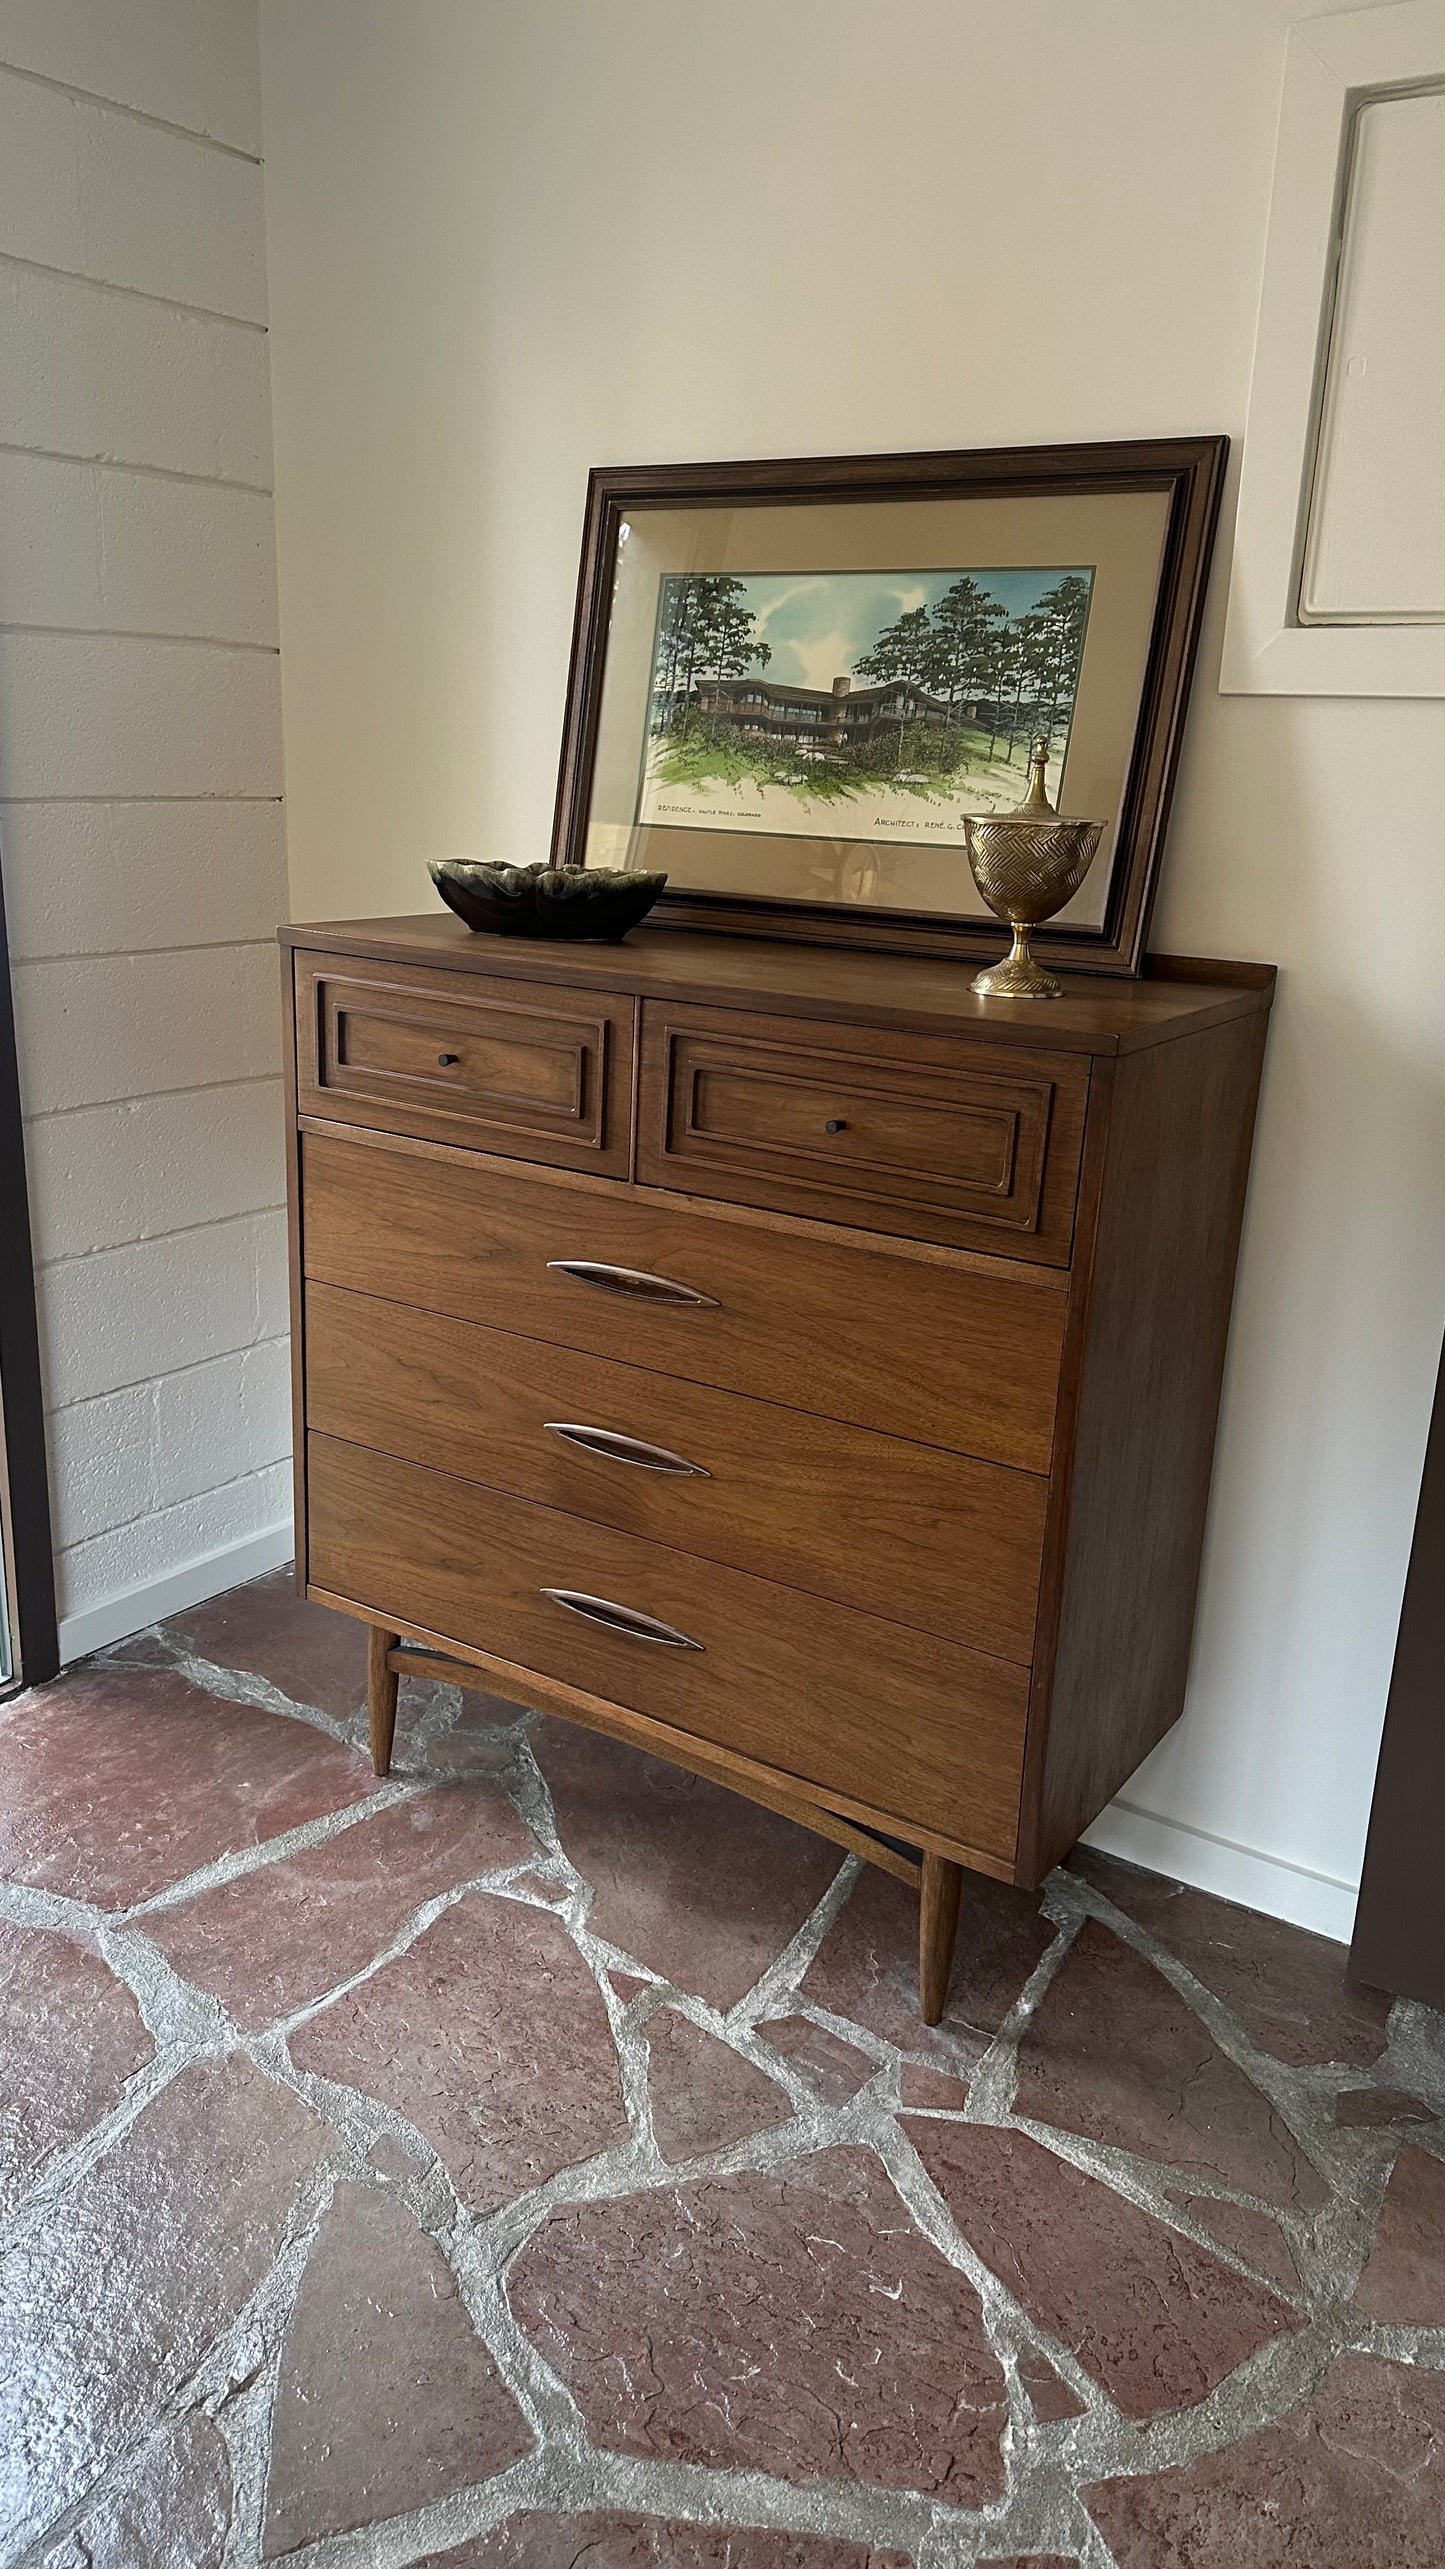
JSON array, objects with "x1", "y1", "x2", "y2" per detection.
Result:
[
  {"x1": 294, "y1": 949, "x2": 633, "y2": 1174},
  {"x1": 302, "y1": 1130, "x2": 1066, "y2": 1473},
  {"x1": 309, "y1": 1432, "x2": 1027, "y2": 1857},
  {"x1": 306, "y1": 1281, "x2": 1047, "y2": 1661},
  {"x1": 637, "y1": 1001, "x2": 1089, "y2": 1263}
]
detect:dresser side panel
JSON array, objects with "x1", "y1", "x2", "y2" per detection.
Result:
[{"x1": 1025, "y1": 1008, "x2": 1270, "y2": 1879}]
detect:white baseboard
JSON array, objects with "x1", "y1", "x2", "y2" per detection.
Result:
[
  {"x1": 58, "y1": 1521, "x2": 295, "y2": 1666},
  {"x1": 1083, "y1": 1797, "x2": 1359, "y2": 1945}
]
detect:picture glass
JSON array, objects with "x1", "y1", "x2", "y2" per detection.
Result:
[
  {"x1": 639, "y1": 566, "x2": 1095, "y2": 841},
  {"x1": 583, "y1": 488, "x2": 1173, "y2": 928}
]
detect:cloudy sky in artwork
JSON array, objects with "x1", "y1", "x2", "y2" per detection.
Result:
[{"x1": 709, "y1": 567, "x2": 1092, "y2": 691}]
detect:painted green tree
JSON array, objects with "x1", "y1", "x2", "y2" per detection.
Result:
[
  {"x1": 854, "y1": 602, "x2": 935, "y2": 692},
  {"x1": 927, "y1": 576, "x2": 1008, "y2": 717},
  {"x1": 1024, "y1": 573, "x2": 1092, "y2": 747},
  {"x1": 651, "y1": 576, "x2": 770, "y2": 731}
]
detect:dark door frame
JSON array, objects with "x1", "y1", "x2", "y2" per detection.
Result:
[
  {"x1": 0, "y1": 848, "x2": 59, "y2": 1690},
  {"x1": 1351, "y1": 1328, "x2": 1445, "y2": 2007}
]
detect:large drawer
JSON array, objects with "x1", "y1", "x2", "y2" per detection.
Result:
[
  {"x1": 301, "y1": 1130, "x2": 1066, "y2": 1473},
  {"x1": 294, "y1": 948, "x2": 633, "y2": 1174},
  {"x1": 306, "y1": 1281, "x2": 1048, "y2": 1661},
  {"x1": 637, "y1": 1000, "x2": 1089, "y2": 1263},
  {"x1": 309, "y1": 1432, "x2": 1028, "y2": 1858}
]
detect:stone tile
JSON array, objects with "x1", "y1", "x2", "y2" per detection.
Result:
[
  {"x1": 905, "y1": 2121, "x2": 1301, "y2": 2421},
  {"x1": 291, "y1": 1893, "x2": 628, "y2": 2214},
  {"x1": 164, "y1": 1567, "x2": 369, "y2": 1724},
  {"x1": 535, "y1": 1721, "x2": 840, "y2": 2008},
  {"x1": 1083, "y1": 2355, "x2": 1445, "y2": 2566},
  {"x1": 0, "y1": 1664, "x2": 373, "y2": 1907},
  {"x1": 757, "y1": 2014, "x2": 878, "y2": 2104},
  {"x1": 1352, "y1": 2145, "x2": 1445, "y2": 2324},
  {"x1": 1014, "y1": 1919, "x2": 1327, "y2": 2210},
  {"x1": 35, "y1": 2412, "x2": 232, "y2": 2569},
  {"x1": 980, "y1": 2558, "x2": 1079, "y2": 2568},
  {"x1": 0, "y1": 1922, "x2": 151, "y2": 2211},
  {"x1": 147, "y1": 1782, "x2": 532, "y2": 2030},
  {"x1": 1016, "y1": 2349, "x2": 1088, "y2": 2423},
  {"x1": 900, "y1": 2062, "x2": 970, "y2": 2111},
  {"x1": 0, "y1": 2058, "x2": 328, "y2": 2553},
  {"x1": 417, "y1": 2520, "x2": 911, "y2": 2567},
  {"x1": 1335, "y1": 2086, "x2": 1437, "y2": 2129},
  {"x1": 1069, "y1": 1851, "x2": 1392, "y2": 2068},
  {"x1": 1185, "y1": 2198, "x2": 1302, "y2": 2299},
  {"x1": 646, "y1": 2008, "x2": 792, "y2": 2164},
  {"x1": 803, "y1": 1864, "x2": 1052, "y2": 2064},
  {"x1": 425, "y1": 1685, "x2": 527, "y2": 1773},
  {"x1": 262, "y1": 2180, "x2": 531, "y2": 2554},
  {"x1": 511, "y1": 2144, "x2": 1008, "y2": 2506}
]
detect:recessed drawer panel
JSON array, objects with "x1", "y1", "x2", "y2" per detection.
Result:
[
  {"x1": 294, "y1": 950, "x2": 632, "y2": 1174},
  {"x1": 637, "y1": 1000, "x2": 1089, "y2": 1262},
  {"x1": 309, "y1": 1432, "x2": 1028, "y2": 1858},
  {"x1": 301, "y1": 1131, "x2": 1066, "y2": 1474},
  {"x1": 306, "y1": 1281, "x2": 1048, "y2": 1661}
]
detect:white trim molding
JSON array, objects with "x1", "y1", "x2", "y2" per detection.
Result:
[
  {"x1": 1221, "y1": 0, "x2": 1445, "y2": 697},
  {"x1": 1083, "y1": 1797, "x2": 1359, "y2": 1945},
  {"x1": 56, "y1": 1518, "x2": 294, "y2": 1665}
]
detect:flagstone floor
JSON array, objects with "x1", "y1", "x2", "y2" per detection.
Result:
[{"x1": 1, "y1": 1571, "x2": 1442, "y2": 2569}]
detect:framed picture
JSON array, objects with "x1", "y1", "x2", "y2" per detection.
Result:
[{"x1": 549, "y1": 437, "x2": 1227, "y2": 975}]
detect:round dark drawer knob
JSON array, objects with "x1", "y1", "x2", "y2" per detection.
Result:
[
  {"x1": 437, "y1": 1051, "x2": 460, "y2": 1066},
  {"x1": 825, "y1": 1117, "x2": 848, "y2": 1134}
]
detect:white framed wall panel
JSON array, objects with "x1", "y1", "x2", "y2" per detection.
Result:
[{"x1": 1221, "y1": 0, "x2": 1445, "y2": 696}]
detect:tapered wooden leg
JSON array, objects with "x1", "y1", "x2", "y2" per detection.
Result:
[
  {"x1": 367, "y1": 1624, "x2": 399, "y2": 1776},
  {"x1": 919, "y1": 1852, "x2": 963, "y2": 2025}
]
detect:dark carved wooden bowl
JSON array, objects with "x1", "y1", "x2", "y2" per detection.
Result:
[{"x1": 429, "y1": 860, "x2": 667, "y2": 941}]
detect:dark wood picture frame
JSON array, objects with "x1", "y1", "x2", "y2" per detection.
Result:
[{"x1": 549, "y1": 436, "x2": 1227, "y2": 977}]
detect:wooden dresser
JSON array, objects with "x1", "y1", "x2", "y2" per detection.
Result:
[{"x1": 280, "y1": 915, "x2": 1274, "y2": 2017}]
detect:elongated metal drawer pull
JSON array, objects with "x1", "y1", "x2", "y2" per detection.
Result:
[
  {"x1": 540, "y1": 1588, "x2": 704, "y2": 1649},
  {"x1": 544, "y1": 1421, "x2": 710, "y2": 1477},
  {"x1": 547, "y1": 1259, "x2": 718, "y2": 1307}
]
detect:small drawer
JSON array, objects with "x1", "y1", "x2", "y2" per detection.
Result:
[
  {"x1": 305, "y1": 1282, "x2": 1049, "y2": 1661},
  {"x1": 308, "y1": 1433, "x2": 1029, "y2": 1859},
  {"x1": 302, "y1": 1131, "x2": 1067, "y2": 1474},
  {"x1": 637, "y1": 1000, "x2": 1088, "y2": 1262},
  {"x1": 294, "y1": 949, "x2": 633, "y2": 1175}
]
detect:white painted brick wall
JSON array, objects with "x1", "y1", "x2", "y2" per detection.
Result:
[
  {"x1": 13, "y1": 944, "x2": 282, "y2": 1115},
  {"x1": 0, "y1": 0, "x2": 291, "y2": 1650},
  {"x1": 0, "y1": 635, "x2": 283, "y2": 798},
  {"x1": 23, "y1": 1082, "x2": 285, "y2": 1265},
  {"x1": 0, "y1": 1, "x2": 262, "y2": 153},
  {"x1": 0, "y1": 265, "x2": 274, "y2": 484},
  {"x1": 2, "y1": 801, "x2": 287, "y2": 958},
  {"x1": 0, "y1": 451, "x2": 278, "y2": 642},
  {"x1": 0, "y1": 73, "x2": 267, "y2": 318}
]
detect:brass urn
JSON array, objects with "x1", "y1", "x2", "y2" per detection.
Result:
[{"x1": 964, "y1": 746, "x2": 1104, "y2": 999}]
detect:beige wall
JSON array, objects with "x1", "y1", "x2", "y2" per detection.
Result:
[
  {"x1": 1, "y1": 0, "x2": 291, "y2": 1656},
  {"x1": 258, "y1": 0, "x2": 1445, "y2": 1935}
]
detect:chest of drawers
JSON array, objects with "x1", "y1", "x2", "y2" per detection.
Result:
[{"x1": 281, "y1": 914, "x2": 1274, "y2": 2019}]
